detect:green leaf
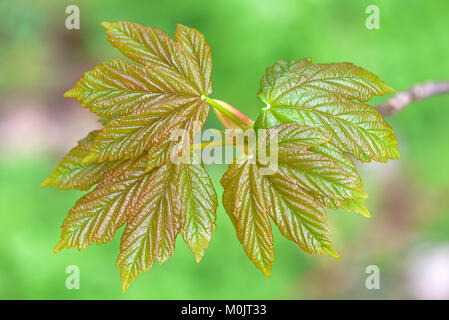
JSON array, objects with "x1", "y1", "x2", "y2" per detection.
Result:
[
  {"x1": 40, "y1": 131, "x2": 125, "y2": 190},
  {"x1": 178, "y1": 153, "x2": 217, "y2": 262},
  {"x1": 64, "y1": 59, "x2": 200, "y2": 117},
  {"x1": 254, "y1": 59, "x2": 400, "y2": 162},
  {"x1": 117, "y1": 163, "x2": 182, "y2": 293},
  {"x1": 221, "y1": 161, "x2": 274, "y2": 277},
  {"x1": 144, "y1": 108, "x2": 208, "y2": 172},
  {"x1": 53, "y1": 150, "x2": 217, "y2": 291},
  {"x1": 268, "y1": 125, "x2": 370, "y2": 217},
  {"x1": 221, "y1": 123, "x2": 369, "y2": 273},
  {"x1": 306, "y1": 142, "x2": 369, "y2": 217},
  {"x1": 101, "y1": 21, "x2": 211, "y2": 95},
  {"x1": 175, "y1": 24, "x2": 213, "y2": 95},
  {"x1": 340, "y1": 198, "x2": 370, "y2": 218},
  {"x1": 83, "y1": 97, "x2": 208, "y2": 162},
  {"x1": 50, "y1": 22, "x2": 220, "y2": 292},
  {"x1": 63, "y1": 22, "x2": 215, "y2": 165},
  {"x1": 117, "y1": 159, "x2": 217, "y2": 292},
  {"x1": 54, "y1": 156, "x2": 150, "y2": 252},
  {"x1": 266, "y1": 124, "x2": 366, "y2": 202}
]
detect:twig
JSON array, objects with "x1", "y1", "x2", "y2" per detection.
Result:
[{"x1": 376, "y1": 81, "x2": 449, "y2": 116}]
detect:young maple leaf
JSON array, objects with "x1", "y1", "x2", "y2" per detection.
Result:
[
  {"x1": 116, "y1": 155, "x2": 217, "y2": 292},
  {"x1": 43, "y1": 21, "x2": 217, "y2": 292},
  {"x1": 65, "y1": 21, "x2": 212, "y2": 163},
  {"x1": 254, "y1": 58, "x2": 400, "y2": 162},
  {"x1": 42, "y1": 20, "x2": 400, "y2": 292},
  {"x1": 221, "y1": 123, "x2": 366, "y2": 276}
]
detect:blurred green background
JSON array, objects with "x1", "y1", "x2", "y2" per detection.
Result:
[{"x1": 1, "y1": 0, "x2": 449, "y2": 299}]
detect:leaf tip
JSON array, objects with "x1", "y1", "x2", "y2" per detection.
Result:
[
  {"x1": 40, "y1": 177, "x2": 51, "y2": 188},
  {"x1": 192, "y1": 244, "x2": 210, "y2": 263},
  {"x1": 324, "y1": 246, "x2": 340, "y2": 259},
  {"x1": 101, "y1": 21, "x2": 113, "y2": 30},
  {"x1": 63, "y1": 87, "x2": 78, "y2": 98},
  {"x1": 359, "y1": 207, "x2": 371, "y2": 218},
  {"x1": 53, "y1": 240, "x2": 66, "y2": 254},
  {"x1": 384, "y1": 83, "x2": 396, "y2": 94},
  {"x1": 393, "y1": 149, "x2": 402, "y2": 160},
  {"x1": 175, "y1": 23, "x2": 187, "y2": 31},
  {"x1": 261, "y1": 267, "x2": 271, "y2": 278},
  {"x1": 255, "y1": 261, "x2": 272, "y2": 278},
  {"x1": 121, "y1": 283, "x2": 130, "y2": 294},
  {"x1": 120, "y1": 268, "x2": 133, "y2": 294}
]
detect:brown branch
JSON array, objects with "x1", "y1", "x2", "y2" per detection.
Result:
[{"x1": 376, "y1": 81, "x2": 449, "y2": 116}]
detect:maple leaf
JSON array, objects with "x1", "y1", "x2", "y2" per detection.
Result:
[
  {"x1": 64, "y1": 58, "x2": 201, "y2": 117},
  {"x1": 64, "y1": 21, "x2": 213, "y2": 164},
  {"x1": 101, "y1": 21, "x2": 209, "y2": 94},
  {"x1": 117, "y1": 159, "x2": 217, "y2": 292},
  {"x1": 221, "y1": 123, "x2": 366, "y2": 276},
  {"x1": 53, "y1": 151, "x2": 216, "y2": 292},
  {"x1": 43, "y1": 22, "x2": 218, "y2": 291},
  {"x1": 254, "y1": 58, "x2": 400, "y2": 162},
  {"x1": 82, "y1": 97, "x2": 207, "y2": 162}
]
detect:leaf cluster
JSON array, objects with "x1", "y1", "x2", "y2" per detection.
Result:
[{"x1": 42, "y1": 21, "x2": 400, "y2": 291}]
